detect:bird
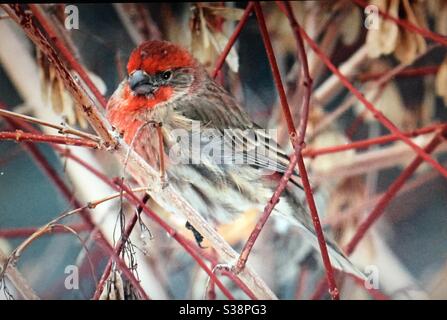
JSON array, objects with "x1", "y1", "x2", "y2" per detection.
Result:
[{"x1": 106, "y1": 40, "x2": 363, "y2": 279}]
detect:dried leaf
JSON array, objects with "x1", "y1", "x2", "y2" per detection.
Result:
[
  {"x1": 208, "y1": 30, "x2": 239, "y2": 73},
  {"x1": 435, "y1": 2, "x2": 447, "y2": 35},
  {"x1": 162, "y1": 4, "x2": 190, "y2": 46},
  {"x1": 86, "y1": 70, "x2": 107, "y2": 96},
  {"x1": 201, "y1": 5, "x2": 244, "y2": 21},
  {"x1": 190, "y1": 6, "x2": 215, "y2": 69},
  {"x1": 394, "y1": 29, "x2": 418, "y2": 64},
  {"x1": 435, "y1": 56, "x2": 447, "y2": 106},
  {"x1": 356, "y1": 79, "x2": 415, "y2": 130},
  {"x1": 75, "y1": 102, "x2": 89, "y2": 128},
  {"x1": 366, "y1": 0, "x2": 399, "y2": 58},
  {"x1": 394, "y1": 0, "x2": 427, "y2": 64},
  {"x1": 50, "y1": 71, "x2": 64, "y2": 114},
  {"x1": 200, "y1": 7, "x2": 210, "y2": 50},
  {"x1": 190, "y1": 5, "x2": 240, "y2": 73},
  {"x1": 326, "y1": 177, "x2": 376, "y2": 268},
  {"x1": 36, "y1": 49, "x2": 50, "y2": 103},
  {"x1": 99, "y1": 271, "x2": 125, "y2": 300},
  {"x1": 340, "y1": 6, "x2": 361, "y2": 46},
  {"x1": 310, "y1": 129, "x2": 355, "y2": 173}
]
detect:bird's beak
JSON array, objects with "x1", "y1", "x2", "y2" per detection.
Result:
[{"x1": 128, "y1": 70, "x2": 155, "y2": 95}]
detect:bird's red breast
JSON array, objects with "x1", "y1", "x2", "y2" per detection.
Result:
[{"x1": 120, "y1": 84, "x2": 174, "y2": 111}]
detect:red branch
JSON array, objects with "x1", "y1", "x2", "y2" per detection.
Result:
[
  {"x1": 0, "y1": 223, "x2": 90, "y2": 238},
  {"x1": 54, "y1": 140, "x2": 238, "y2": 299},
  {"x1": 309, "y1": 129, "x2": 446, "y2": 300},
  {"x1": 6, "y1": 115, "x2": 236, "y2": 299},
  {"x1": 2, "y1": 113, "x2": 149, "y2": 300},
  {"x1": 358, "y1": 65, "x2": 440, "y2": 82},
  {"x1": 297, "y1": 23, "x2": 447, "y2": 179},
  {"x1": 92, "y1": 192, "x2": 142, "y2": 300},
  {"x1": 281, "y1": 1, "x2": 340, "y2": 300},
  {"x1": 54, "y1": 139, "x2": 241, "y2": 299},
  {"x1": 212, "y1": 2, "x2": 254, "y2": 78},
  {"x1": 303, "y1": 123, "x2": 446, "y2": 158},
  {"x1": 113, "y1": 181, "x2": 235, "y2": 300},
  {"x1": 235, "y1": 2, "x2": 299, "y2": 273},
  {"x1": 0, "y1": 130, "x2": 98, "y2": 148},
  {"x1": 234, "y1": 2, "x2": 339, "y2": 300},
  {"x1": 345, "y1": 129, "x2": 446, "y2": 255}
]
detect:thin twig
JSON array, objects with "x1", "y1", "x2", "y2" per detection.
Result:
[
  {"x1": 235, "y1": 2, "x2": 340, "y2": 300},
  {"x1": 0, "y1": 249, "x2": 40, "y2": 300},
  {"x1": 212, "y1": 2, "x2": 254, "y2": 78},
  {"x1": 114, "y1": 180, "x2": 236, "y2": 300},
  {"x1": 304, "y1": 123, "x2": 447, "y2": 158},
  {"x1": 298, "y1": 16, "x2": 447, "y2": 179},
  {"x1": 0, "y1": 130, "x2": 99, "y2": 148},
  {"x1": 4, "y1": 115, "x2": 150, "y2": 299},
  {"x1": 345, "y1": 129, "x2": 447, "y2": 255},
  {"x1": 0, "y1": 108, "x2": 101, "y2": 142}
]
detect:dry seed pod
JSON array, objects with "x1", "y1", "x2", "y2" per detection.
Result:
[
  {"x1": 366, "y1": 0, "x2": 400, "y2": 58},
  {"x1": 99, "y1": 271, "x2": 125, "y2": 300},
  {"x1": 435, "y1": 56, "x2": 447, "y2": 106}
]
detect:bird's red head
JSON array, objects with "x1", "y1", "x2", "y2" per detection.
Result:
[
  {"x1": 118, "y1": 40, "x2": 199, "y2": 112},
  {"x1": 127, "y1": 40, "x2": 196, "y2": 76},
  {"x1": 107, "y1": 41, "x2": 201, "y2": 144}
]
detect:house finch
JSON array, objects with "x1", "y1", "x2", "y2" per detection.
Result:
[{"x1": 107, "y1": 40, "x2": 363, "y2": 278}]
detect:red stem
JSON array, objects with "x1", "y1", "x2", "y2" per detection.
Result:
[
  {"x1": 311, "y1": 130, "x2": 446, "y2": 300},
  {"x1": 298, "y1": 23, "x2": 447, "y2": 179},
  {"x1": 235, "y1": 2, "x2": 300, "y2": 274},
  {"x1": 0, "y1": 130, "x2": 98, "y2": 148},
  {"x1": 345, "y1": 130, "x2": 446, "y2": 255},
  {"x1": 2, "y1": 114, "x2": 149, "y2": 300},
  {"x1": 54, "y1": 143, "x2": 236, "y2": 299},
  {"x1": 294, "y1": 267, "x2": 309, "y2": 300},
  {"x1": 114, "y1": 180, "x2": 235, "y2": 300},
  {"x1": 234, "y1": 2, "x2": 340, "y2": 300},
  {"x1": 92, "y1": 193, "x2": 146, "y2": 300},
  {"x1": 345, "y1": 110, "x2": 366, "y2": 141},
  {"x1": 0, "y1": 223, "x2": 90, "y2": 238},
  {"x1": 304, "y1": 123, "x2": 446, "y2": 158},
  {"x1": 358, "y1": 65, "x2": 440, "y2": 82},
  {"x1": 211, "y1": 2, "x2": 254, "y2": 79},
  {"x1": 281, "y1": 1, "x2": 340, "y2": 300}
]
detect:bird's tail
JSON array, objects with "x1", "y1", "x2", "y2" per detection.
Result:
[
  {"x1": 299, "y1": 224, "x2": 366, "y2": 280},
  {"x1": 279, "y1": 211, "x2": 366, "y2": 280}
]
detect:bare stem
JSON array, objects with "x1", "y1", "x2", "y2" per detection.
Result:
[{"x1": 0, "y1": 108, "x2": 101, "y2": 142}]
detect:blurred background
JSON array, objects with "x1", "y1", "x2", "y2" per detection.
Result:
[{"x1": 0, "y1": 1, "x2": 447, "y2": 300}]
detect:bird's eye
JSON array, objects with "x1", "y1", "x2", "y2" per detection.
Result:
[{"x1": 161, "y1": 70, "x2": 172, "y2": 81}]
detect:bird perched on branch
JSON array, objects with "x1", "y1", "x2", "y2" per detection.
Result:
[{"x1": 106, "y1": 40, "x2": 363, "y2": 278}]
